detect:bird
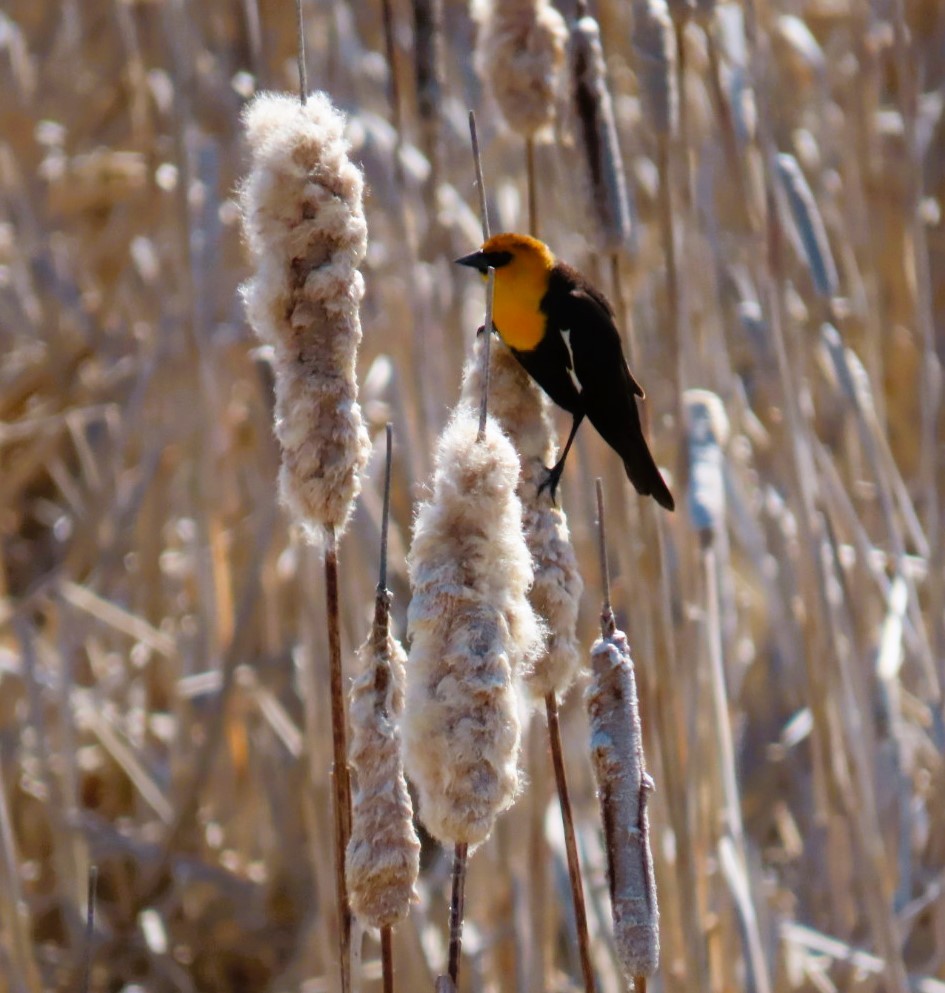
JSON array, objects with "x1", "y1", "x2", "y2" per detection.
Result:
[{"x1": 456, "y1": 232, "x2": 674, "y2": 510}]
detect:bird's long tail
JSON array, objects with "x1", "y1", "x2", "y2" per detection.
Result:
[{"x1": 623, "y1": 449, "x2": 675, "y2": 511}]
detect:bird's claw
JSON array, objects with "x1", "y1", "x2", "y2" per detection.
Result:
[{"x1": 537, "y1": 463, "x2": 564, "y2": 505}]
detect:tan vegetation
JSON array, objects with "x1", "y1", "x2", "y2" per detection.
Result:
[{"x1": 0, "y1": 0, "x2": 944, "y2": 991}]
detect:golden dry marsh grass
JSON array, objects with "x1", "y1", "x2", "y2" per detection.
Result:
[{"x1": 1, "y1": 0, "x2": 945, "y2": 991}]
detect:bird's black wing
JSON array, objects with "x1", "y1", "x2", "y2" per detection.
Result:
[{"x1": 555, "y1": 271, "x2": 674, "y2": 509}]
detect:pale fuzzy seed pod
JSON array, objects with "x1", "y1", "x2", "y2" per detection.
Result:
[
  {"x1": 240, "y1": 92, "x2": 371, "y2": 536},
  {"x1": 346, "y1": 590, "x2": 421, "y2": 929},
  {"x1": 569, "y1": 14, "x2": 633, "y2": 252},
  {"x1": 587, "y1": 626, "x2": 660, "y2": 978},
  {"x1": 631, "y1": 0, "x2": 678, "y2": 138},
  {"x1": 403, "y1": 409, "x2": 545, "y2": 846},
  {"x1": 462, "y1": 339, "x2": 583, "y2": 698},
  {"x1": 775, "y1": 153, "x2": 839, "y2": 301},
  {"x1": 473, "y1": 0, "x2": 567, "y2": 138},
  {"x1": 684, "y1": 389, "x2": 729, "y2": 546}
]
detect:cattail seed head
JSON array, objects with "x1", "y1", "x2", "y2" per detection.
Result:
[
  {"x1": 569, "y1": 13, "x2": 634, "y2": 252},
  {"x1": 346, "y1": 589, "x2": 421, "y2": 929},
  {"x1": 462, "y1": 339, "x2": 583, "y2": 698},
  {"x1": 240, "y1": 91, "x2": 371, "y2": 537},
  {"x1": 631, "y1": 0, "x2": 678, "y2": 138},
  {"x1": 474, "y1": 0, "x2": 567, "y2": 138},
  {"x1": 587, "y1": 626, "x2": 660, "y2": 978},
  {"x1": 403, "y1": 408, "x2": 544, "y2": 846},
  {"x1": 684, "y1": 389, "x2": 729, "y2": 546}
]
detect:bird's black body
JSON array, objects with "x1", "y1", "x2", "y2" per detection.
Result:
[{"x1": 511, "y1": 263, "x2": 674, "y2": 510}]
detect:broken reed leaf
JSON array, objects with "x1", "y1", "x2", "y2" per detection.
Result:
[
  {"x1": 474, "y1": 0, "x2": 567, "y2": 138},
  {"x1": 569, "y1": 13, "x2": 634, "y2": 252},
  {"x1": 587, "y1": 626, "x2": 660, "y2": 978},
  {"x1": 240, "y1": 91, "x2": 371, "y2": 537},
  {"x1": 346, "y1": 589, "x2": 420, "y2": 929},
  {"x1": 775, "y1": 152, "x2": 839, "y2": 301},
  {"x1": 462, "y1": 337, "x2": 583, "y2": 699},
  {"x1": 403, "y1": 408, "x2": 544, "y2": 846},
  {"x1": 631, "y1": 0, "x2": 678, "y2": 138},
  {"x1": 684, "y1": 389, "x2": 729, "y2": 544}
]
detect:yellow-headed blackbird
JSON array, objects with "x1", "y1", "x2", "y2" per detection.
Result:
[{"x1": 457, "y1": 232, "x2": 674, "y2": 510}]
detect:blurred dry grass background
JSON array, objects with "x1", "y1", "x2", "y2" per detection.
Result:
[{"x1": 1, "y1": 0, "x2": 945, "y2": 991}]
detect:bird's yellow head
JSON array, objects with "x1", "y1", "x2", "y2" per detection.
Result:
[{"x1": 455, "y1": 233, "x2": 556, "y2": 351}]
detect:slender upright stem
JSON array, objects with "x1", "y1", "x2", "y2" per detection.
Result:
[
  {"x1": 545, "y1": 693, "x2": 596, "y2": 993},
  {"x1": 596, "y1": 478, "x2": 614, "y2": 637},
  {"x1": 478, "y1": 268, "x2": 496, "y2": 440},
  {"x1": 379, "y1": 423, "x2": 393, "y2": 592},
  {"x1": 381, "y1": 925, "x2": 394, "y2": 993},
  {"x1": 526, "y1": 136, "x2": 538, "y2": 239},
  {"x1": 448, "y1": 843, "x2": 469, "y2": 985},
  {"x1": 82, "y1": 865, "x2": 98, "y2": 993},
  {"x1": 469, "y1": 110, "x2": 491, "y2": 239},
  {"x1": 326, "y1": 525, "x2": 352, "y2": 993},
  {"x1": 295, "y1": 0, "x2": 307, "y2": 104}
]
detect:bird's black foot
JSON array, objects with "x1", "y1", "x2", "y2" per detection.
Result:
[
  {"x1": 476, "y1": 323, "x2": 486, "y2": 337},
  {"x1": 537, "y1": 461, "x2": 565, "y2": 504}
]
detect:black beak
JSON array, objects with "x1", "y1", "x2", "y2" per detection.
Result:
[
  {"x1": 454, "y1": 249, "x2": 513, "y2": 273},
  {"x1": 455, "y1": 250, "x2": 489, "y2": 272}
]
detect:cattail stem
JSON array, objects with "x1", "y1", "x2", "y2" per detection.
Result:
[
  {"x1": 82, "y1": 865, "x2": 97, "y2": 993},
  {"x1": 469, "y1": 110, "x2": 491, "y2": 239},
  {"x1": 379, "y1": 423, "x2": 393, "y2": 592},
  {"x1": 326, "y1": 525, "x2": 353, "y2": 993},
  {"x1": 381, "y1": 926, "x2": 394, "y2": 993},
  {"x1": 545, "y1": 693, "x2": 596, "y2": 993},
  {"x1": 595, "y1": 478, "x2": 612, "y2": 631},
  {"x1": 478, "y1": 268, "x2": 496, "y2": 440},
  {"x1": 448, "y1": 843, "x2": 469, "y2": 985},
  {"x1": 295, "y1": 0, "x2": 307, "y2": 104},
  {"x1": 526, "y1": 136, "x2": 538, "y2": 238}
]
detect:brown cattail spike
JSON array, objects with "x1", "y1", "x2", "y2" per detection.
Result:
[
  {"x1": 403, "y1": 409, "x2": 544, "y2": 846},
  {"x1": 569, "y1": 12, "x2": 633, "y2": 252},
  {"x1": 631, "y1": 0, "x2": 678, "y2": 138},
  {"x1": 474, "y1": 0, "x2": 567, "y2": 139},
  {"x1": 345, "y1": 586, "x2": 421, "y2": 928},
  {"x1": 240, "y1": 92, "x2": 371, "y2": 538},
  {"x1": 463, "y1": 340, "x2": 584, "y2": 699},
  {"x1": 587, "y1": 628, "x2": 660, "y2": 979},
  {"x1": 587, "y1": 486, "x2": 659, "y2": 979}
]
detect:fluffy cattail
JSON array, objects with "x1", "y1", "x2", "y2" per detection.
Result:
[
  {"x1": 631, "y1": 0, "x2": 678, "y2": 138},
  {"x1": 587, "y1": 623, "x2": 660, "y2": 978},
  {"x1": 240, "y1": 92, "x2": 371, "y2": 536},
  {"x1": 684, "y1": 389, "x2": 729, "y2": 545},
  {"x1": 474, "y1": 0, "x2": 567, "y2": 138},
  {"x1": 569, "y1": 13, "x2": 633, "y2": 252},
  {"x1": 346, "y1": 589, "x2": 421, "y2": 928},
  {"x1": 403, "y1": 408, "x2": 544, "y2": 846},
  {"x1": 775, "y1": 153, "x2": 838, "y2": 301},
  {"x1": 462, "y1": 339, "x2": 583, "y2": 698}
]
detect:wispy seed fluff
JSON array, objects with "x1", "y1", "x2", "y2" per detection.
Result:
[
  {"x1": 631, "y1": 0, "x2": 678, "y2": 138},
  {"x1": 462, "y1": 339, "x2": 583, "y2": 699},
  {"x1": 473, "y1": 0, "x2": 567, "y2": 138},
  {"x1": 587, "y1": 625, "x2": 660, "y2": 978},
  {"x1": 240, "y1": 91, "x2": 371, "y2": 536},
  {"x1": 569, "y1": 13, "x2": 633, "y2": 252},
  {"x1": 403, "y1": 409, "x2": 544, "y2": 846},
  {"x1": 346, "y1": 590, "x2": 421, "y2": 928}
]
